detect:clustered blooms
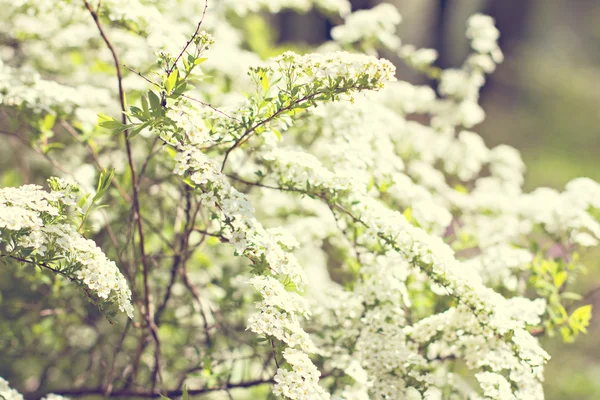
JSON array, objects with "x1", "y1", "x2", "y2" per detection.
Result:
[
  {"x1": 196, "y1": 7, "x2": 597, "y2": 398},
  {"x1": 162, "y1": 48, "x2": 399, "y2": 398},
  {"x1": 173, "y1": 144, "x2": 319, "y2": 382},
  {"x1": 260, "y1": 144, "x2": 553, "y2": 397},
  {"x1": 223, "y1": 0, "x2": 351, "y2": 17},
  {"x1": 331, "y1": 3, "x2": 402, "y2": 49},
  {"x1": 0, "y1": 182, "x2": 133, "y2": 318},
  {"x1": 1, "y1": 1, "x2": 599, "y2": 399},
  {"x1": 273, "y1": 349, "x2": 330, "y2": 399},
  {"x1": 274, "y1": 51, "x2": 396, "y2": 90}
]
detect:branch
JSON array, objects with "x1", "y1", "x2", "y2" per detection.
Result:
[
  {"x1": 220, "y1": 83, "x2": 374, "y2": 172},
  {"x1": 31, "y1": 377, "x2": 273, "y2": 399},
  {"x1": 167, "y1": 0, "x2": 209, "y2": 76},
  {"x1": 220, "y1": 92, "x2": 320, "y2": 172},
  {"x1": 82, "y1": 0, "x2": 161, "y2": 389}
]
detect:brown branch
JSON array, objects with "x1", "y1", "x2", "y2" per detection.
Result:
[
  {"x1": 182, "y1": 94, "x2": 239, "y2": 121},
  {"x1": 83, "y1": 0, "x2": 162, "y2": 390},
  {"x1": 167, "y1": 0, "x2": 209, "y2": 76},
  {"x1": 180, "y1": 260, "x2": 213, "y2": 348},
  {"x1": 123, "y1": 64, "x2": 238, "y2": 121},
  {"x1": 154, "y1": 187, "x2": 194, "y2": 324},
  {"x1": 220, "y1": 83, "x2": 374, "y2": 172},
  {"x1": 3, "y1": 255, "x2": 74, "y2": 282},
  {"x1": 220, "y1": 92, "x2": 320, "y2": 172},
  {"x1": 123, "y1": 64, "x2": 160, "y2": 87},
  {"x1": 104, "y1": 319, "x2": 132, "y2": 396},
  {"x1": 29, "y1": 377, "x2": 273, "y2": 399}
]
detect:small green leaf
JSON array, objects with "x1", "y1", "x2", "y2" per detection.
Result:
[
  {"x1": 194, "y1": 57, "x2": 207, "y2": 65},
  {"x1": 272, "y1": 128, "x2": 282, "y2": 141},
  {"x1": 258, "y1": 69, "x2": 269, "y2": 93},
  {"x1": 454, "y1": 184, "x2": 468, "y2": 194},
  {"x1": 560, "y1": 325, "x2": 573, "y2": 343},
  {"x1": 97, "y1": 113, "x2": 112, "y2": 123},
  {"x1": 165, "y1": 69, "x2": 179, "y2": 94},
  {"x1": 561, "y1": 292, "x2": 583, "y2": 301},
  {"x1": 569, "y1": 305, "x2": 592, "y2": 334},
  {"x1": 128, "y1": 121, "x2": 150, "y2": 139},
  {"x1": 554, "y1": 271, "x2": 567, "y2": 288},
  {"x1": 182, "y1": 385, "x2": 189, "y2": 400},
  {"x1": 141, "y1": 95, "x2": 151, "y2": 119},
  {"x1": 41, "y1": 113, "x2": 56, "y2": 132},
  {"x1": 172, "y1": 82, "x2": 188, "y2": 97},
  {"x1": 98, "y1": 118, "x2": 125, "y2": 131},
  {"x1": 77, "y1": 193, "x2": 91, "y2": 209},
  {"x1": 148, "y1": 90, "x2": 161, "y2": 112},
  {"x1": 403, "y1": 207, "x2": 412, "y2": 223},
  {"x1": 93, "y1": 168, "x2": 115, "y2": 202}
]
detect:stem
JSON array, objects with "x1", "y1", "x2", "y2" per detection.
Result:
[
  {"x1": 29, "y1": 378, "x2": 273, "y2": 399},
  {"x1": 83, "y1": 0, "x2": 162, "y2": 389},
  {"x1": 166, "y1": 0, "x2": 209, "y2": 76}
]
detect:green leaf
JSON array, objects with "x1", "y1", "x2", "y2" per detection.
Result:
[
  {"x1": 40, "y1": 142, "x2": 64, "y2": 154},
  {"x1": 77, "y1": 193, "x2": 91, "y2": 209},
  {"x1": 165, "y1": 69, "x2": 179, "y2": 94},
  {"x1": 141, "y1": 95, "x2": 151, "y2": 119},
  {"x1": 182, "y1": 385, "x2": 189, "y2": 400},
  {"x1": 41, "y1": 113, "x2": 56, "y2": 133},
  {"x1": 194, "y1": 57, "x2": 208, "y2": 65},
  {"x1": 128, "y1": 121, "x2": 150, "y2": 139},
  {"x1": 554, "y1": 271, "x2": 567, "y2": 288},
  {"x1": 97, "y1": 113, "x2": 112, "y2": 124},
  {"x1": 561, "y1": 292, "x2": 583, "y2": 301},
  {"x1": 569, "y1": 304, "x2": 592, "y2": 334},
  {"x1": 454, "y1": 184, "x2": 468, "y2": 194},
  {"x1": 258, "y1": 69, "x2": 269, "y2": 93},
  {"x1": 560, "y1": 325, "x2": 573, "y2": 343},
  {"x1": 148, "y1": 90, "x2": 161, "y2": 113},
  {"x1": 172, "y1": 82, "x2": 188, "y2": 97},
  {"x1": 272, "y1": 128, "x2": 282, "y2": 141},
  {"x1": 93, "y1": 168, "x2": 115, "y2": 202},
  {"x1": 403, "y1": 207, "x2": 412, "y2": 223},
  {"x1": 98, "y1": 119, "x2": 125, "y2": 131}
]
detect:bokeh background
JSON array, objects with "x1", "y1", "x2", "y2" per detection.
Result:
[{"x1": 275, "y1": 0, "x2": 600, "y2": 398}]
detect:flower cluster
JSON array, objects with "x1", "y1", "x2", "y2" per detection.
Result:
[
  {"x1": 0, "y1": 182, "x2": 133, "y2": 319},
  {"x1": 331, "y1": 3, "x2": 402, "y2": 49},
  {"x1": 273, "y1": 348, "x2": 330, "y2": 400},
  {"x1": 171, "y1": 143, "x2": 326, "y2": 396},
  {"x1": 274, "y1": 51, "x2": 396, "y2": 90},
  {"x1": 1, "y1": 1, "x2": 598, "y2": 399},
  {"x1": 221, "y1": 0, "x2": 350, "y2": 17}
]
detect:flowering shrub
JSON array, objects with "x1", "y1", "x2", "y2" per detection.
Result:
[{"x1": 0, "y1": 1, "x2": 598, "y2": 399}]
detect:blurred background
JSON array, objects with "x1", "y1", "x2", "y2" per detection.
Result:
[{"x1": 276, "y1": 0, "x2": 600, "y2": 398}]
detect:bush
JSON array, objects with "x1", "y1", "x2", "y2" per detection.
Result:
[{"x1": 0, "y1": 1, "x2": 598, "y2": 399}]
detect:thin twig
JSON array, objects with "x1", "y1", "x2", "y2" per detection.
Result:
[
  {"x1": 104, "y1": 319, "x2": 132, "y2": 396},
  {"x1": 30, "y1": 378, "x2": 273, "y2": 399},
  {"x1": 82, "y1": 0, "x2": 162, "y2": 389},
  {"x1": 166, "y1": 0, "x2": 209, "y2": 76},
  {"x1": 182, "y1": 94, "x2": 239, "y2": 121},
  {"x1": 220, "y1": 92, "x2": 320, "y2": 172},
  {"x1": 124, "y1": 64, "x2": 237, "y2": 121}
]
